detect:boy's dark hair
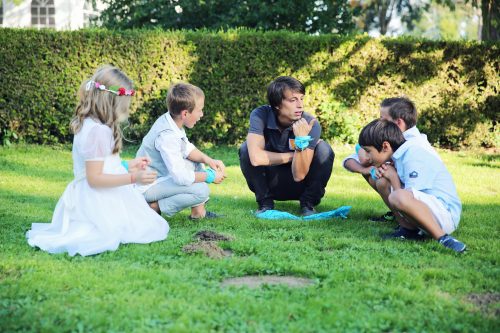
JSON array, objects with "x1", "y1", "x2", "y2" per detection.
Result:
[
  {"x1": 382, "y1": 97, "x2": 417, "y2": 128},
  {"x1": 267, "y1": 76, "x2": 305, "y2": 112},
  {"x1": 359, "y1": 119, "x2": 406, "y2": 152},
  {"x1": 166, "y1": 83, "x2": 204, "y2": 116},
  {"x1": 380, "y1": 97, "x2": 405, "y2": 108}
]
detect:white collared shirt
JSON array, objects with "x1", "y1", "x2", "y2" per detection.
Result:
[{"x1": 154, "y1": 112, "x2": 197, "y2": 186}]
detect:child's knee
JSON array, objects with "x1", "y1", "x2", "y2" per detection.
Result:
[
  {"x1": 192, "y1": 183, "x2": 210, "y2": 202},
  {"x1": 388, "y1": 189, "x2": 409, "y2": 210},
  {"x1": 375, "y1": 177, "x2": 390, "y2": 192}
]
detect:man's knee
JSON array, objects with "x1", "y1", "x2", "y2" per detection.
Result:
[
  {"x1": 239, "y1": 141, "x2": 250, "y2": 162},
  {"x1": 313, "y1": 141, "x2": 335, "y2": 165}
]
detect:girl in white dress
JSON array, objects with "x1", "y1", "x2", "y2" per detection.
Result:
[{"x1": 27, "y1": 65, "x2": 169, "y2": 256}]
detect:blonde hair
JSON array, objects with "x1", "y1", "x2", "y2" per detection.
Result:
[
  {"x1": 166, "y1": 83, "x2": 204, "y2": 117},
  {"x1": 70, "y1": 65, "x2": 133, "y2": 154}
]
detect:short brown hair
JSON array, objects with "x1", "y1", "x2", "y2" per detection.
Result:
[
  {"x1": 166, "y1": 83, "x2": 204, "y2": 116},
  {"x1": 384, "y1": 97, "x2": 417, "y2": 128},
  {"x1": 267, "y1": 76, "x2": 305, "y2": 112}
]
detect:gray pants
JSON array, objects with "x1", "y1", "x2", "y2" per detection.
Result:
[{"x1": 143, "y1": 165, "x2": 209, "y2": 216}]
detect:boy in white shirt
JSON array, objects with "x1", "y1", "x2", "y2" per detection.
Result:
[
  {"x1": 136, "y1": 83, "x2": 225, "y2": 219},
  {"x1": 359, "y1": 119, "x2": 466, "y2": 253}
]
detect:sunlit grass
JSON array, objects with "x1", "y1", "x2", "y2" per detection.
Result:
[{"x1": 0, "y1": 144, "x2": 498, "y2": 332}]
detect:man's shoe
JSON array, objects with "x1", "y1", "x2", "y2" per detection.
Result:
[
  {"x1": 188, "y1": 211, "x2": 222, "y2": 220},
  {"x1": 438, "y1": 234, "x2": 466, "y2": 253},
  {"x1": 255, "y1": 204, "x2": 274, "y2": 214},
  {"x1": 300, "y1": 205, "x2": 317, "y2": 217},
  {"x1": 256, "y1": 207, "x2": 273, "y2": 214},
  {"x1": 369, "y1": 211, "x2": 394, "y2": 222},
  {"x1": 383, "y1": 226, "x2": 425, "y2": 241}
]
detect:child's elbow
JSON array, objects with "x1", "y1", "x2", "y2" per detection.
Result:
[
  {"x1": 86, "y1": 174, "x2": 102, "y2": 188},
  {"x1": 86, "y1": 178, "x2": 99, "y2": 188}
]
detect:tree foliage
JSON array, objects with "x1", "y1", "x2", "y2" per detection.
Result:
[{"x1": 99, "y1": 0, "x2": 355, "y2": 34}]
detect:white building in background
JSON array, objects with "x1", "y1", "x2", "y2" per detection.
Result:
[{"x1": 1, "y1": 0, "x2": 106, "y2": 30}]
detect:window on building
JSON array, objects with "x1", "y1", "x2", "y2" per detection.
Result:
[
  {"x1": 31, "y1": 0, "x2": 56, "y2": 28},
  {"x1": 83, "y1": 0, "x2": 100, "y2": 27}
]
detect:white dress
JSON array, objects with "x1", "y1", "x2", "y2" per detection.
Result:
[{"x1": 27, "y1": 118, "x2": 169, "y2": 256}]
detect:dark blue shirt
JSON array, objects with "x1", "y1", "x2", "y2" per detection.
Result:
[{"x1": 248, "y1": 105, "x2": 320, "y2": 153}]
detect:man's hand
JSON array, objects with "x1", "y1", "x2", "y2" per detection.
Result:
[{"x1": 292, "y1": 118, "x2": 316, "y2": 137}]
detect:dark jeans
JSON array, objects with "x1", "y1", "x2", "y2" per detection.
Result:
[{"x1": 239, "y1": 140, "x2": 334, "y2": 209}]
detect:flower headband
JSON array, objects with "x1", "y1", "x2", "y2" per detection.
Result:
[{"x1": 85, "y1": 80, "x2": 135, "y2": 96}]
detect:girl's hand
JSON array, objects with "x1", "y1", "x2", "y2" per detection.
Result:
[
  {"x1": 134, "y1": 169, "x2": 157, "y2": 185},
  {"x1": 128, "y1": 157, "x2": 151, "y2": 173}
]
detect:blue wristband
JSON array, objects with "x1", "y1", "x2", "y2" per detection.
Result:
[
  {"x1": 295, "y1": 136, "x2": 313, "y2": 150},
  {"x1": 121, "y1": 160, "x2": 129, "y2": 171},
  {"x1": 370, "y1": 167, "x2": 378, "y2": 180},
  {"x1": 205, "y1": 168, "x2": 216, "y2": 184},
  {"x1": 355, "y1": 143, "x2": 361, "y2": 155}
]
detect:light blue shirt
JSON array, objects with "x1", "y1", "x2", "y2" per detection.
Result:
[{"x1": 392, "y1": 140, "x2": 462, "y2": 226}]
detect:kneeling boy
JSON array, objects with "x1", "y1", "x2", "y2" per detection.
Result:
[
  {"x1": 359, "y1": 119, "x2": 466, "y2": 253},
  {"x1": 136, "y1": 83, "x2": 225, "y2": 219}
]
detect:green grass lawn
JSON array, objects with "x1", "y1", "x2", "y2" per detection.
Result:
[{"x1": 1, "y1": 144, "x2": 498, "y2": 332}]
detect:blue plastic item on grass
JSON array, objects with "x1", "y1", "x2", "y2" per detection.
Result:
[
  {"x1": 255, "y1": 206, "x2": 351, "y2": 221},
  {"x1": 302, "y1": 206, "x2": 352, "y2": 220},
  {"x1": 255, "y1": 209, "x2": 301, "y2": 220}
]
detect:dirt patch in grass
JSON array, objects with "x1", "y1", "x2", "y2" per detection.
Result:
[
  {"x1": 183, "y1": 231, "x2": 234, "y2": 259},
  {"x1": 182, "y1": 241, "x2": 230, "y2": 259},
  {"x1": 221, "y1": 275, "x2": 314, "y2": 288},
  {"x1": 194, "y1": 230, "x2": 233, "y2": 241},
  {"x1": 467, "y1": 293, "x2": 500, "y2": 317}
]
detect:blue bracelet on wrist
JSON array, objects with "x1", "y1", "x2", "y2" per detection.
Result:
[
  {"x1": 355, "y1": 143, "x2": 361, "y2": 155},
  {"x1": 121, "y1": 160, "x2": 129, "y2": 171},
  {"x1": 295, "y1": 136, "x2": 312, "y2": 150},
  {"x1": 370, "y1": 167, "x2": 378, "y2": 180},
  {"x1": 205, "y1": 168, "x2": 216, "y2": 183}
]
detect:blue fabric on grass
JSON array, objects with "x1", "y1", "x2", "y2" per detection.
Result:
[
  {"x1": 302, "y1": 206, "x2": 351, "y2": 220},
  {"x1": 255, "y1": 210, "x2": 301, "y2": 220},
  {"x1": 255, "y1": 206, "x2": 351, "y2": 221}
]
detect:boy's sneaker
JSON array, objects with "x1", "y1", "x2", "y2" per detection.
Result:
[
  {"x1": 438, "y1": 234, "x2": 467, "y2": 253},
  {"x1": 369, "y1": 211, "x2": 395, "y2": 222},
  {"x1": 383, "y1": 226, "x2": 425, "y2": 241}
]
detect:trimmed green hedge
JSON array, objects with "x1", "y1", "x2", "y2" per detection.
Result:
[{"x1": 0, "y1": 29, "x2": 498, "y2": 148}]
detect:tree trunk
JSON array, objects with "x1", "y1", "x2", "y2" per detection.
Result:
[
  {"x1": 378, "y1": 1, "x2": 392, "y2": 35},
  {"x1": 481, "y1": 0, "x2": 499, "y2": 40}
]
